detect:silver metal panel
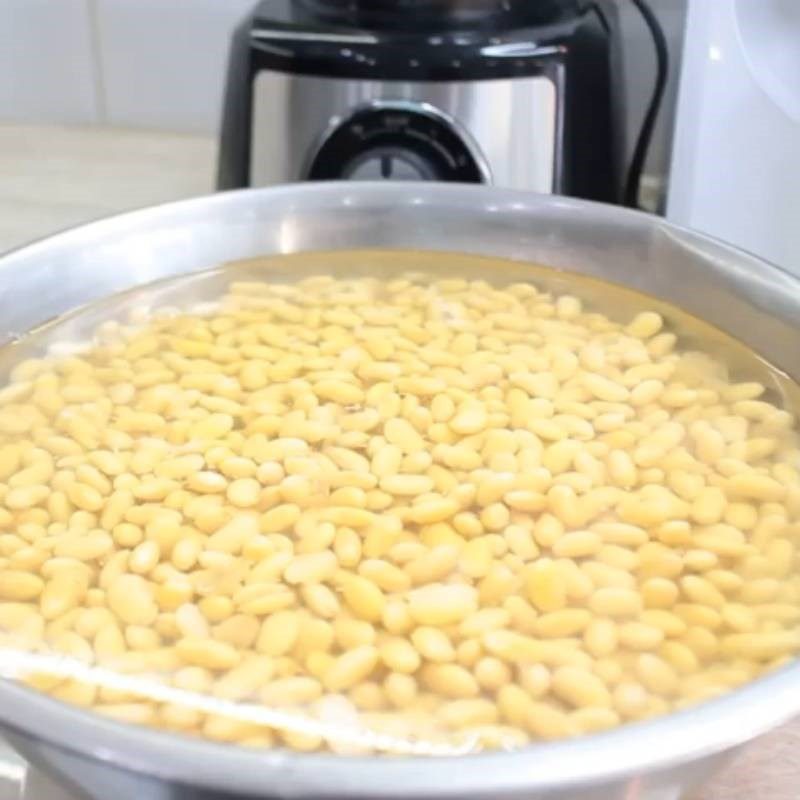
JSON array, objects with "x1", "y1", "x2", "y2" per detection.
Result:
[{"x1": 250, "y1": 71, "x2": 557, "y2": 191}]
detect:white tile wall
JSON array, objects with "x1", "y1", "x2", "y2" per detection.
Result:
[
  {"x1": 0, "y1": 0, "x2": 254, "y2": 132},
  {"x1": 0, "y1": 0, "x2": 98, "y2": 123},
  {"x1": 94, "y1": 0, "x2": 255, "y2": 134}
]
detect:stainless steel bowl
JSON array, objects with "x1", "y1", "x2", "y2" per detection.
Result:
[{"x1": 0, "y1": 183, "x2": 799, "y2": 800}]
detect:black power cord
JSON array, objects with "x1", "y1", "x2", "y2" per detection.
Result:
[{"x1": 624, "y1": 0, "x2": 669, "y2": 208}]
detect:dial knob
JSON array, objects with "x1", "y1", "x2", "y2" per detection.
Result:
[
  {"x1": 343, "y1": 147, "x2": 438, "y2": 181},
  {"x1": 307, "y1": 104, "x2": 486, "y2": 183}
]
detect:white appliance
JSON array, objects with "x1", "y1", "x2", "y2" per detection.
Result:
[{"x1": 667, "y1": 0, "x2": 800, "y2": 275}]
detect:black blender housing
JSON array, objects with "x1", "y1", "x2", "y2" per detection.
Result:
[
  {"x1": 296, "y1": 0, "x2": 582, "y2": 28},
  {"x1": 218, "y1": 0, "x2": 626, "y2": 204}
]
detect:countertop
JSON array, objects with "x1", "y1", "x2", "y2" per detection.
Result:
[
  {"x1": 0, "y1": 123, "x2": 798, "y2": 799},
  {"x1": 0, "y1": 123, "x2": 215, "y2": 254}
]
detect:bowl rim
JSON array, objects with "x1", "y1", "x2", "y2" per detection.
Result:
[
  {"x1": 1, "y1": 182, "x2": 799, "y2": 797},
  {"x1": 1, "y1": 655, "x2": 798, "y2": 796}
]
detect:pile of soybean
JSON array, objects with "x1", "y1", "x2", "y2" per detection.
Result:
[{"x1": 1, "y1": 267, "x2": 799, "y2": 753}]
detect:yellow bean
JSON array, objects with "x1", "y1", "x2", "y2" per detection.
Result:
[
  {"x1": 324, "y1": 645, "x2": 379, "y2": 692},
  {"x1": 584, "y1": 618, "x2": 618, "y2": 657},
  {"x1": 552, "y1": 531, "x2": 602, "y2": 558},
  {"x1": 384, "y1": 418, "x2": 425, "y2": 452},
  {"x1": 256, "y1": 610, "x2": 300, "y2": 656},
  {"x1": 129, "y1": 540, "x2": 160, "y2": 575},
  {"x1": 525, "y1": 561, "x2": 568, "y2": 612},
  {"x1": 407, "y1": 627, "x2": 452, "y2": 663},
  {"x1": 681, "y1": 575, "x2": 725, "y2": 608},
  {"x1": 214, "y1": 614, "x2": 259, "y2": 649},
  {"x1": 640, "y1": 577, "x2": 679, "y2": 609},
  {"x1": 727, "y1": 473, "x2": 785, "y2": 502},
  {"x1": 301, "y1": 584, "x2": 340, "y2": 618},
  {"x1": 65, "y1": 483, "x2": 104, "y2": 512},
  {"x1": 214, "y1": 655, "x2": 275, "y2": 700},
  {"x1": 407, "y1": 497, "x2": 459, "y2": 525},
  {"x1": 525, "y1": 701, "x2": 578, "y2": 740},
  {"x1": 314, "y1": 379, "x2": 364, "y2": 405},
  {"x1": 107, "y1": 574, "x2": 158, "y2": 626},
  {"x1": 379, "y1": 474, "x2": 434, "y2": 496},
  {"x1": 5, "y1": 485, "x2": 50, "y2": 510},
  {"x1": 175, "y1": 637, "x2": 241, "y2": 670},
  {"x1": 691, "y1": 487, "x2": 727, "y2": 525},
  {"x1": 260, "y1": 503, "x2": 302, "y2": 534},
  {"x1": 535, "y1": 609, "x2": 592, "y2": 638},
  {"x1": 358, "y1": 559, "x2": 410, "y2": 593},
  {"x1": 261, "y1": 675, "x2": 323, "y2": 706},
  {"x1": 454, "y1": 538, "x2": 490, "y2": 579},
  {"x1": 636, "y1": 654, "x2": 678, "y2": 695},
  {"x1": 588, "y1": 587, "x2": 642, "y2": 617},
  {"x1": 618, "y1": 621, "x2": 664, "y2": 651},
  {"x1": 226, "y1": 478, "x2": 261, "y2": 508},
  {"x1": 0, "y1": 571, "x2": 44, "y2": 600},
  {"x1": 175, "y1": 603, "x2": 210, "y2": 639},
  {"x1": 407, "y1": 583, "x2": 478, "y2": 626},
  {"x1": 420, "y1": 663, "x2": 480, "y2": 699},
  {"x1": 54, "y1": 531, "x2": 113, "y2": 561},
  {"x1": 721, "y1": 631, "x2": 800, "y2": 661},
  {"x1": 333, "y1": 618, "x2": 375, "y2": 652},
  {"x1": 333, "y1": 528, "x2": 362, "y2": 568},
  {"x1": 40, "y1": 571, "x2": 88, "y2": 619},
  {"x1": 341, "y1": 574, "x2": 386, "y2": 622},
  {"x1": 284, "y1": 552, "x2": 338, "y2": 585},
  {"x1": 626, "y1": 311, "x2": 663, "y2": 338},
  {"x1": 583, "y1": 373, "x2": 629, "y2": 403},
  {"x1": 473, "y1": 657, "x2": 512, "y2": 692},
  {"x1": 459, "y1": 607, "x2": 511, "y2": 638},
  {"x1": 379, "y1": 637, "x2": 421, "y2": 674}
]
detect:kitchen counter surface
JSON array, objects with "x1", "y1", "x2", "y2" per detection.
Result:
[
  {"x1": 0, "y1": 123, "x2": 798, "y2": 799},
  {"x1": 0, "y1": 123, "x2": 215, "y2": 254}
]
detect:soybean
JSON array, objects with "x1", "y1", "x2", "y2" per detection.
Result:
[{"x1": 1, "y1": 264, "x2": 799, "y2": 757}]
